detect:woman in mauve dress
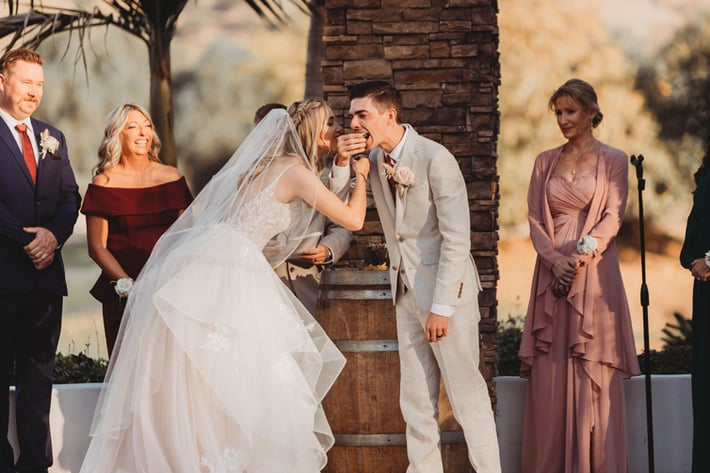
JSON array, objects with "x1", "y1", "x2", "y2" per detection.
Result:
[
  {"x1": 518, "y1": 78, "x2": 640, "y2": 473},
  {"x1": 680, "y1": 144, "x2": 710, "y2": 473},
  {"x1": 81, "y1": 104, "x2": 192, "y2": 356}
]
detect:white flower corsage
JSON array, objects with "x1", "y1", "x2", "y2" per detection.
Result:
[
  {"x1": 576, "y1": 234, "x2": 598, "y2": 255},
  {"x1": 113, "y1": 277, "x2": 134, "y2": 298},
  {"x1": 383, "y1": 163, "x2": 416, "y2": 187},
  {"x1": 39, "y1": 129, "x2": 60, "y2": 160},
  {"x1": 704, "y1": 250, "x2": 710, "y2": 268}
]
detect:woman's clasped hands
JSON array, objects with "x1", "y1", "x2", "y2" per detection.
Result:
[
  {"x1": 551, "y1": 252, "x2": 597, "y2": 297},
  {"x1": 551, "y1": 255, "x2": 578, "y2": 297}
]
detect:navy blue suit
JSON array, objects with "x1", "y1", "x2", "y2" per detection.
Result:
[{"x1": 0, "y1": 117, "x2": 80, "y2": 473}]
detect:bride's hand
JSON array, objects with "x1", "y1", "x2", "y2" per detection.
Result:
[
  {"x1": 336, "y1": 133, "x2": 368, "y2": 164},
  {"x1": 351, "y1": 156, "x2": 370, "y2": 179}
]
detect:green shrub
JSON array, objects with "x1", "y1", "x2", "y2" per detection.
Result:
[
  {"x1": 53, "y1": 352, "x2": 108, "y2": 384},
  {"x1": 496, "y1": 315, "x2": 524, "y2": 376},
  {"x1": 637, "y1": 346, "x2": 691, "y2": 374}
]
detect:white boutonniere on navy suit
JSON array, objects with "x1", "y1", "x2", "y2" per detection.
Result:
[{"x1": 39, "y1": 129, "x2": 60, "y2": 160}]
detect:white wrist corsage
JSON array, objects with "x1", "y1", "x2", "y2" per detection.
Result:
[
  {"x1": 576, "y1": 234, "x2": 598, "y2": 255},
  {"x1": 383, "y1": 163, "x2": 416, "y2": 187},
  {"x1": 704, "y1": 250, "x2": 710, "y2": 268},
  {"x1": 113, "y1": 277, "x2": 134, "y2": 298},
  {"x1": 39, "y1": 129, "x2": 60, "y2": 160}
]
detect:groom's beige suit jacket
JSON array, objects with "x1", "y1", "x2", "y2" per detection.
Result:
[{"x1": 369, "y1": 124, "x2": 481, "y2": 312}]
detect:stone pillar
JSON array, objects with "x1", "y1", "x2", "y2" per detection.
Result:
[{"x1": 322, "y1": 0, "x2": 500, "y2": 392}]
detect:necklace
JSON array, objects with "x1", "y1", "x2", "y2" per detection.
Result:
[{"x1": 566, "y1": 142, "x2": 597, "y2": 177}]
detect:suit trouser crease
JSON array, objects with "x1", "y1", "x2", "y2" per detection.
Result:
[{"x1": 395, "y1": 290, "x2": 500, "y2": 473}]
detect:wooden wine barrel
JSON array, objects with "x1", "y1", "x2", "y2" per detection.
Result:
[{"x1": 316, "y1": 268, "x2": 473, "y2": 472}]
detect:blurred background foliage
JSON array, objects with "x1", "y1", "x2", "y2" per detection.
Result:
[
  {"x1": 498, "y1": 0, "x2": 710, "y2": 246},
  {"x1": 20, "y1": 0, "x2": 310, "y2": 195}
]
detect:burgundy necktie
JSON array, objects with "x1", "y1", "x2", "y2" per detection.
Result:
[
  {"x1": 385, "y1": 154, "x2": 396, "y2": 199},
  {"x1": 15, "y1": 124, "x2": 36, "y2": 184}
]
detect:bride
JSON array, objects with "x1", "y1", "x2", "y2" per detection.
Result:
[{"x1": 79, "y1": 101, "x2": 370, "y2": 473}]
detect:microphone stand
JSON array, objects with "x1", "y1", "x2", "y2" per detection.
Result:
[{"x1": 630, "y1": 154, "x2": 654, "y2": 473}]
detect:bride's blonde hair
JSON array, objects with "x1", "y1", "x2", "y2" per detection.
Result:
[{"x1": 287, "y1": 99, "x2": 329, "y2": 173}]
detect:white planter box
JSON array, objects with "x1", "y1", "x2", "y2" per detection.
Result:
[
  {"x1": 8, "y1": 375, "x2": 692, "y2": 473},
  {"x1": 495, "y1": 375, "x2": 693, "y2": 473},
  {"x1": 8, "y1": 384, "x2": 102, "y2": 473}
]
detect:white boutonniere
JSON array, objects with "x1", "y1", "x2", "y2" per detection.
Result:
[
  {"x1": 383, "y1": 162, "x2": 416, "y2": 188},
  {"x1": 704, "y1": 250, "x2": 710, "y2": 268},
  {"x1": 39, "y1": 129, "x2": 60, "y2": 160},
  {"x1": 576, "y1": 234, "x2": 598, "y2": 256}
]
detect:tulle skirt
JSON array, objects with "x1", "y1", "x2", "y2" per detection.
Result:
[{"x1": 79, "y1": 224, "x2": 345, "y2": 473}]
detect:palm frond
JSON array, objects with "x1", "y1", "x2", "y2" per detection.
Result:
[{"x1": 244, "y1": 0, "x2": 314, "y2": 27}]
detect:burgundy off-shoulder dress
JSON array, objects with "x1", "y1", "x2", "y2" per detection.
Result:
[{"x1": 80, "y1": 177, "x2": 193, "y2": 354}]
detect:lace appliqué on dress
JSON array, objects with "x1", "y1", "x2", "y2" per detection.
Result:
[
  {"x1": 234, "y1": 180, "x2": 291, "y2": 249},
  {"x1": 200, "y1": 446, "x2": 246, "y2": 473},
  {"x1": 201, "y1": 326, "x2": 231, "y2": 353}
]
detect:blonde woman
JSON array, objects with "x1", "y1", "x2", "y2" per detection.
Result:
[
  {"x1": 518, "y1": 79, "x2": 639, "y2": 472},
  {"x1": 271, "y1": 100, "x2": 352, "y2": 315},
  {"x1": 81, "y1": 103, "x2": 192, "y2": 355}
]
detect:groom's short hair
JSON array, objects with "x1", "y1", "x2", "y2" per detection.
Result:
[{"x1": 349, "y1": 81, "x2": 402, "y2": 123}]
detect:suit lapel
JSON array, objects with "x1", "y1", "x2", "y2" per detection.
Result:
[
  {"x1": 394, "y1": 128, "x2": 419, "y2": 228},
  {"x1": 0, "y1": 119, "x2": 34, "y2": 187},
  {"x1": 32, "y1": 119, "x2": 45, "y2": 186},
  {"x1": 376, "y1": 150, "x2": 397, "y2": 215}
]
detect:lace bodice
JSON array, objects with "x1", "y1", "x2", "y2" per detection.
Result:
[{"x1": 234, "y1": 177, "x2": 291, "y2": 249}]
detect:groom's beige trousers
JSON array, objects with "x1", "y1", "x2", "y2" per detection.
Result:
[{"x1": 395, "y1": 288, "x2": 501, "y2": 473}]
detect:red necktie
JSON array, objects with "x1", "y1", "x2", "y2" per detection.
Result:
[
  {"x1": 385, "y1": 154, "x2": 396, "y2": 199},
  {"x1": 15, "y1": 124, "x2": 37, "y2": 184}
]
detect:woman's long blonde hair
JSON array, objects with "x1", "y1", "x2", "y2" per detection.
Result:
[
  {"x1": 287, "y1": 99, "x2": 330, "y2": 173},
  {"x1": 93, "y1": 103, "x2": 162, "y2": 177}
]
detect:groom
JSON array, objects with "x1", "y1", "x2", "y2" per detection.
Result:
[
  {"x1": 336, "y1": 81, "x2": 501, "y2": 473},
  {"x1": 0, "y1": 48, "x2": 80, "y2": 473}
]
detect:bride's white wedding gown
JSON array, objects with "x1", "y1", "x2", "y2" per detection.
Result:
[{"x1": 79, "y1": 173, "x2": 345, "y2": 473}]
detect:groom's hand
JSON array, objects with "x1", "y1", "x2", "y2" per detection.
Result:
[
  {"x1": 298, "y1": 245, "x2": 331, "y2": 266},
  {"x1": 425, "y1": 313, "x2": 449, "y2": 343}
]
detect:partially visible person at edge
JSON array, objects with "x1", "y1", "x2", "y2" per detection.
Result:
[
  {"x1": 0, "y1": 47, "x2": 81, "y2": 473},
  {"x1": 80, "y1": 103, "x2": 192, "y2": 356},
  {"x1": 253, "y1": 102, "x2": 286, "y2": 125},
  {"x1": 517, "y1": 78, "x2": 640, "y2": 473},
  {"x1": 680, "y1": 142, "x2": 710, "y2": 473},
  {"x1": 268, "y1": 101, "x2": 352, "y2": 314},
  {"x1": 335, "y1": 80, "x2": 501, "y2": 473}
]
